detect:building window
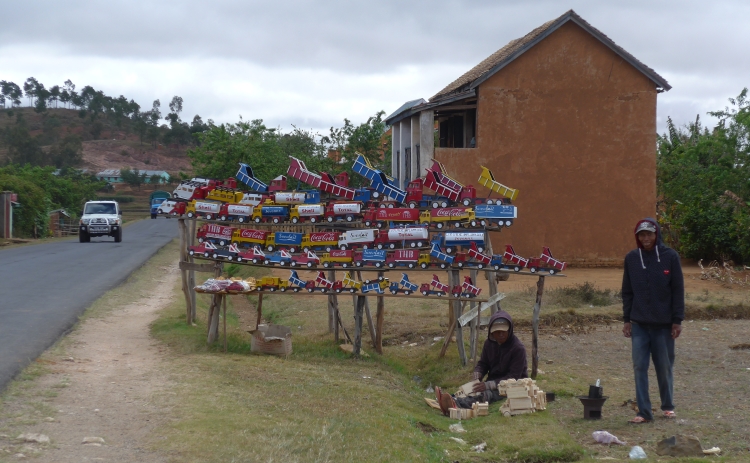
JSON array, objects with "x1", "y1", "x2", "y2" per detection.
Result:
[
  {"x1": 438, "y1": 108, "x2": 476, "y2": 148},
  {"x1": 404, "y1": 148, "x2": 411, "y2": 182}
]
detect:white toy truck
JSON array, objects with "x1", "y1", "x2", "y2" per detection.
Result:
[{"x1": 79, "y1": 200, "x2": 123, "y2": 243}]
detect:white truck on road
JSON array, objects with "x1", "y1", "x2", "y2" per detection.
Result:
[{"x1": 79, "y1": 200, "x2": 123, "y2": 243}]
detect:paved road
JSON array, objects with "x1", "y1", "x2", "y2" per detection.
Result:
[{"x1": 0, "y1": 218, "x2": 178, "y2": 391}]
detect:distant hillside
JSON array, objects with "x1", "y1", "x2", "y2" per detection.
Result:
[{"x1": 0, "y1": 107, "x2": 193, "y2": 174}]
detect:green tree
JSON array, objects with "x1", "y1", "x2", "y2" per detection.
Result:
[
  {"x1": 49, "y1": 135, "x2": 83, "y2": 168},
  {"x1": 657, "y1": 89, "x2": 750, "y2": 263},
  {"x1": 149, "y1": 173, "x2": 163, "y2": 187}
]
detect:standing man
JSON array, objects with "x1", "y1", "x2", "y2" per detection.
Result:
[
  {"x1": 435, "y1": 310, "x2": 527, "y2": 413},
  {"x1": 622, "y1": 218, "x2": 684, "y2": 423}
]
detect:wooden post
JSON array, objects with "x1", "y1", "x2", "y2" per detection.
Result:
[
  {"x1": 188, "y1": 219, "x2": 197, "y2": 323},
  {"x1": 375, "y1": 271, "x2": 385, "y2": 354},
  {"x1": 353, "y1": 296, "x2": 365, "y2": 357},
  {"x1": 328, "y1": 270, "x2": 336, "y2": 333},
  {"x1": 178, "y1": 218, "x2": 193, "y2": 324},
  {"x1": 206, "y1": 262, "x2": 223, "y2": 344},
  {"x1": 531, "y1": 275, "x2": 545, "y2": 379},
  {"x1": 484, "y1": 230, "x2": 501, "y2": 316},
  {"x1": 255, "y1": 293, "x2": 263, "y2": 328},
  {"x1": 223, "y1": 294, "x2": 227, "y2": 353},
  {"x1": 450, "y1": 270, "x2": 467, "y2": 366},
  {"x1": 469, "y1": 268, "x2": 478, "y2": 362},
  {"x1": 355, "y1": 270, "x2": 377, "y2": 349}
]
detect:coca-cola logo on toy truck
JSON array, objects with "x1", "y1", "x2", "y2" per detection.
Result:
[
  {"x1": 329, "y1": 250, "x2": 351, "y2": 258},
  {"x1": 309, "y1": 232, "x2": 337, "y2": 242},
  {"x1": 237, "y1": 229, "x2": 267, "y2": 240},
  {"x1": 434, "y1": 208, "x2": 468, "y2": 217}
]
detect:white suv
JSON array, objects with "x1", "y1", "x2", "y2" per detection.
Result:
[{"x1": 79, "y1": 201, "x2": 123, "y2": 243}]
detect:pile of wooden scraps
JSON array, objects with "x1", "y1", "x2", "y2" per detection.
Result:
[{"x1": 698, "y1": 260, "x2": 749, "y2": 286}]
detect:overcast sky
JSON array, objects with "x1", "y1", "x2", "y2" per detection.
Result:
[{"x1": 2, "y1": 0, "x2": 747, "y2": 135}]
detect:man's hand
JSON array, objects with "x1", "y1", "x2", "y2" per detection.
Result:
[
  {"x1": 623, "y1": 322, "x2": 632, "y2": 338},
  {"x1": 671, "y1": 324, "x2": 682, "y2": 339},
  {"x1": 472, "y1": 382, "x2": 487, "y2": 393}
]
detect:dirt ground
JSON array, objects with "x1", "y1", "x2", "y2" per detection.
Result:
[{"x1": 1, "y1": 262, "x2": 748, "y2": 461}]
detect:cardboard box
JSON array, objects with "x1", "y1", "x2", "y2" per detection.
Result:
[{"x1": 250, "y1": 324, "x2": 292, "y2": 356}]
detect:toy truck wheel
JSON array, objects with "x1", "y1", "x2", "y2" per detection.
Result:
[
  {"x1": 407, "y1": 263, "x2": 415, "y2": 269},
  {"x1": 548, "y1": 269, "x2": 556, "y2": 275},
  {"x1": 355, "y1": 262, "x2": 362, "y2": 267},
  {"x1": 387, "y1": 203, "x2": 395, "y2": 208},
  {"x1": 376, "y1": 222, "x2": 383, "y2": 229},
  {"x1": 335, "y1": 288, "x2": 342, "y2": 293},
  {"x1": 409, "y1": 242, "x2": 416, "y2": 248},
  {"x1": 235, "y1": 256, "x2": 243, "y2": 263},
  {"x1": 291, "y1": 217, "x2": 299, "y2": 224},
  {"x1": 376, "y1": 276, "x2": 384, "y2": 282},
  {"x1": 440, "y1": 263, "x2": 448, "y2": 269},
  {"x1": 198, "y1": 237, "x2": 205, "y2": 243},
  {"x1": 293, "y1": 288, "x2": 300, "y2": 292},
  {"x1": 457, "y1": 262, "x2": 464, "y2": 268},
  {"x1": 404, "y1": 290, "x2": 411, "y2": 295},
  {"x1": 327, "y1": 216, "x2": 334, "y2": 223},
  {"x1": 445, "y1": 247, "x2": 453, "y2": 254},
  {"x1": 219, "y1": 239, "x2": 227, "y2": 246},
  {"x1": 505, "y1": 220, "x2": 512, "y2": 227},
  {"x1": 417, "y1": 241, "x2": 424, "y2": 247},
  {"x1": 494, "y1": 264, "x2": 500, "y2": 270},
  {"x1": 303, "y1": 246, "x2": 310, "y2": 253},
  {"x1": 478, "y1": 246, "x2": 484, "y2": 253},
  {"x1": 390, "y1": 290, "x2": 397, "y2": 295},
  {"x1": 238, "y1": 217, "x2": 246, "y2": 223},
  {"x1": 342, "y1": 263, "x2": 349, "y2": 268},
  {"x1": 349, "y1": 288, "x2": 356, "y2": 293},
  {"x1": 325, "y1": 246, "x2": 333, "y2": 252},
  {"x1": 263, "y1": 259, "x2": 270, "y2": 265},
  {"x1": 204, "y1": 252, "x2": 210, "y2": 258},
  {"x1": 220, "y1": 215, "x2": 228, "y2": 221},
  {"x1": 280, "y1": 287, "x2": 287, "y2": 292},
  {"x1": 307, "y1": 288, "x2": 314, "y2": 293},
  {"x1": 377, "y1": 244, "x2": 384, "y2": 250},
  {"x1": 420, "y1": 262, "x2": 428, "y2": 269},
  {"x1": 319, "y1": 288, "x2": 327, "y2": 293},
  {"x1": 453, "y1": 222, "x2": 461, "y2": 228},
  {"x1": 269, "y1": 287, "x2": 276, "y2": 292},
  {"x1": 436, "y1": 223, "x2": 444, "y2": 229},
  {"x1": 323, "y1": 262, "x2": 331, "y2": 268},
  {"x1": 477, "y1": 263, "x2": 484, "y2": 269},
  {"x1": 388, "y1": 243, "x2": 395, "y2": 249},
  {"x1": 187, "y1": 212, "x2": 194, "y2": 218},
  {"x1": 307, "y1": 262, "x2": 314, "y2": 268},
  {"x1": 503, "y1": 411, "x2": 511, "y2": 417},
  {"x1": 513, "y1": 266, "x2": 521, "y2": 272},
  {"x1": 372, "y1": 191, "x2": 380, "y2": 199},
  {"x1": 431, "y1": 201, "x2": 440, "y2": 208},
  {"x1": 252, "y1": 258, "x2": 259, "y2": 264},
  {"x1": 388, "y1": 262, "x2": 395, "y2": 268},
  {"x1": 480, "y1": 220, "x2": 487, "y2": 227},
  {"x1": 266, "y1": 245, "x2": 274, "y2": 252},
  {"x1": 254, "y1": 217, "x2": 261, "y2": 223},
  {"x1": 189, "y1": 249, "x2": 195, "y2": 256},
  {"x1": 486, "y1": 199, "x2": 494, "y2": 205},
  {"x1": 346, "y1": 216, "x2": 353, "y2": 222},
  {"x1": 212, "y1": 253, "x2": 219, "y2": 259},
  {"x1": 462, "y1": 198, "x2": 472, "y2": 206},
  {"x1": 375, "y1": 262, "x2": 383, "y2": 268},
  {"x1": 289, "y1": 261, "x2": 296, "y2": 267},
  {"x1": 341, "y1": 244, "x2": 348, "y2": 251},
  {"x1": 440, "y1": 201, "x2": 449, "y2": 207},
  {"x1": 470, "y1": 220, "x2": 478, "y2": 227},
  {"x1": 408, "y1": 202, "x2": 418, "y2": 209},
  {"x1": 226, "y1": 256, "x2": 233, "y2": 262},
  {"x1": 205, "y1": 214, "x2": 213, "y2": 220},
  {"x1": 530, "y1": 267, "x2": 537, "y2": 273},
  {"x1": 437, "y1": 292, "x2": 444, "y2": 297},
  {"x1": 272, "y1": 217, "x2": 281, "y2": 224},
  {"x1": 422, "y1": 290, "x2": 428, "y2": 296},
  {"x1": 364, "y1": 220, "x2": 372, "y2": 226}
]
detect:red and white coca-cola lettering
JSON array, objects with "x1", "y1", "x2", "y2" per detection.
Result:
[
  {"x1": 297, "y1": 205, "x2": 324, "y2": 216},
  {"x1": 387, "y1": 228, "x2": 429, "y2": 240},
  {"x1": 227, "y1": 205, "x2": 253, "y2": 215},
  {"x1": 195, "y1": 201, "x2": 220, "y2": 213},
  {"x1": 329, "y1": 250, "x2": 352, "y2": 258},
  {"x1": 309, "y1": 232, "x2": 338, "y2": 243},
  {"x1": 273, "y1": 192, "x2": 306, "y2": 204},
  {"x1": 332, "y1": 203, "x2": 361, "y2": 214},
  {"x1": 433, "y1": 208, "x2": 468, "y2": 218},
  {"x1": 238, "y1": 229, "x2": 268, "y2": 240}
]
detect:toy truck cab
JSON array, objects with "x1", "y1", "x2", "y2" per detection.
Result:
[
  {"x1": 79, "y1": 200, "x2": 122, "y2": 243},
  {"x1": 149, "y1": 190, "x2": 171, "y2": 219}
]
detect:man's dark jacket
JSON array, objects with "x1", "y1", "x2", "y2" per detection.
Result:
[
  {"x1": 474, "y1": 310, "x2": 528, "y2": 381},
  {"x1": 622, "y1": 218, "x2": 685, "y2": 327}
]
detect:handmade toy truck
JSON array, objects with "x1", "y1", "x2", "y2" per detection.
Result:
[
  {"x1": 386, "y1": 249, "x2": 431, "y2": 269},
  {"x1": 353, "y1": 249, "x2": 387, "y2": 268},
  {"x1": 156, "y1": 199, "x2": 184, "y2": 216},
  {"x1": 527, "y1": 247, "x2": 567, "y2": 275},
  {"x1": 259, "y1": 276, "x2": 289, "y2": 292},
  {"x1": 361, "y1": 278, "x2": 389, "y2": 294},
  {"x1": 452, "y1": 276, "x2": 482, "y2": 298},
  {"x1": 290, "y1": 250, "x2": 321, "y2": 268},
  {"x1": 150, "y1": 190, "x2": 171, "y2": 219},
  {"x1": 338, "y1": 229, "x2": 378, "y2": 250},
  {"x1": 341, "y1": 272, "x2": 363, "y2": 293},
  {"x1": 324, "y1": 202, "x2": 362, "y2": 222},
  {"x1": 352, "y1": 153, "x2": 407, "y2": 203},
  {"x1": 363, "y1": 207, "x2": 421, "y2": 228},
  {"x1": 420, "y1": 274, "x2": 448, "y2": 296},
  {"x1": 375, "y1": 227, "x2": 430, "y2": 249},
  {"x1": 186, "y1": 200, "x2": 223, "y2": 219},
  {"x1": 320, "y1": 250, "x2": 354, "y2": 268},
  {"x1": 218, "y1": 203, "x2": 254, "y2": 222},
  {"x1": 252, "y1": 205, "x2": 289, "y2": 224},
  {"x1": 197, "y1": 224, "x2": 235, "y2": 246},
  {"x1": 289, "y1": 204, "x2": 325, "y2": 223},
  {"x1": 288, "y1": 270, "x2": 315, "y2": 292},
  {"x1": 172, "y1": 179, "x2": 211, "y2": 201},
  {"x1": 503, "y1": 245, "x2": 529, "y2": 272},
  {"x1": 264, "y1": 250, "x2": 293, "y2": 266},
  {"x1": 301, "y1": 232, "x2": 339, "y2": 252},
  {"x1": 315, "y1": 272, "x2": 343, "y2": 293},
  {"x1": 498, "y1": 378, "x2": 547, "y2": 417},
  {"x1": 468, "y1": 242, "x2": 492, "y2": 269},
  {"x1": 477, "y1": 166, "x2": 518, "y2": 203},
  {"x1": 431, "y1": 232, "x2": 485, "y2": 254},
  {"x1": 423, "y1": 165, "x2": 479, "y2": 206},
  {"x1": 389, "y1": 273, "x2": 418, "y2": 295},
  {"x1": 211, "y1": 243, "x2": 240, "y2": 261},
  {"x1": 473, "y1": 204, "x2": 516, "y2": 228},
  {"x1": 236, "y1": 246, "x2": 266, "y2": 264},
  {"x1": 265, "y1": 232, "x2": 303, "y2": 253},
  {"x1": 188, "y1": 241, "x2": 218, "y2": 258},
  {"x1": 232, "y1": 228, "x2": 270, "y2": 249},
  {"x1": 419, "y1": 208, "x2": 475, "y2": 229}
]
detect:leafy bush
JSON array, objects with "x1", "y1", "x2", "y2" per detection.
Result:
[{"x1": 546, "y1": 282, "x2": 621, "y2": 308}]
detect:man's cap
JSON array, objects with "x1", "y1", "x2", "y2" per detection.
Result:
[
  {"x1": 635, "y1": 222, "x2": 656, "y2": 234},
  {"x1": 490, "y1": 319, "x2": 510, "y2": 333}
]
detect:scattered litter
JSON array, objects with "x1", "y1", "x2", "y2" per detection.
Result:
[
  {"x1": 592, "y1": 431, "x2": 626, "y2": 445},
  {"x1": 703, "y1": 447, "x2": 721, "y2": 455},
  {"x1": 433, "y1": 337, "x2": 443, "y2": 342},
  {"x1": 471, "y1": 442, "x2": 487, "y2": 453},
  {"x1": 409, "y1": 343, "x2": 418, "y2": 347},
  {"x1": 449, "y1": 423, "x2": 466, "y2": 433},
  {"x1": 425, "y1": 384, "x2": 434, "y2": 393},
  {"x1": 546, "y1": 360, "x2": 554, "y2": 364},
  {"x1": 629, "y1": 445, "x2": 647, "y2": 459},
  {"x1": 82, "y1": 436, "x2": 105, "y2": 445},
  {"x1": 698, "y1": 259, "x2": 749, "y2": 286},
  {"x1": 449, "y1": 437, "x2": 467, "y2": 445},
  {"x1": 362, "y1": 376, "x2": 371, "y2": 379},
  {"x1": 702, "y1": 327, "x2": 709, "y2": 331}
]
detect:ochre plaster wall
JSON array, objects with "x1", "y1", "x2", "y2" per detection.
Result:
[{"x1": 435, "y1": 22, "x2": 658, "y2": 266}]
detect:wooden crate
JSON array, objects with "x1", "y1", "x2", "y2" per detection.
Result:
[{"x1": 250, "y1": 324, "x2": 292, "y2": 356}]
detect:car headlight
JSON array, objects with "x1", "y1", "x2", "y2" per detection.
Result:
[
  {"x1": 80, "y1": 218, "x2": 90, "y2": 225},
  {"x1": 107, "y1": 218, "x2": 120, "y2": 225}
]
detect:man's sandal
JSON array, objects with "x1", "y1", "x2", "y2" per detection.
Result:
[
  {"x1": 628, "y1": 416, "x2": 652, "y2": 424},
  {"x1": 663, "y1": 410, "x2": 676, "y2": 419}
]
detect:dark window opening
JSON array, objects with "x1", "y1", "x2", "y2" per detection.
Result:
[
  {"x1": 415, "y1": 145, "x2": 420, "y2": 178},
  {"x1": 404, "y1": 148, "x2": 411, "y2": 182},
  {"x1": 395, "y1": 150, "x2": 400, "y2": 183},
  {"x1": 437, "y1": 108, "x2": 477, "y2": 148}
]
